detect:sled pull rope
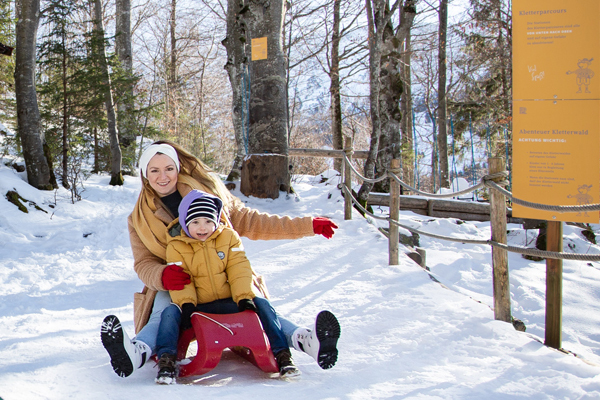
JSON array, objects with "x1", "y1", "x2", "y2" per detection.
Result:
[{"x1": 192, "y1": 312, "x2": 234, "y2": 335}]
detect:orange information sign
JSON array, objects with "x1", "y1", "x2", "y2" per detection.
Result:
[
  {"x1": 513, "y1": 0, "x2": 600, "y2": 101},
  {"x1": 512, "y1": 0, "x2": 600, "y2": 223},
  {"x1": 512, "y1": 100, "x2": 599, "y2": 222},
  {"x1": 251, "y1": 37, "x2": 268, "y2": 61}
]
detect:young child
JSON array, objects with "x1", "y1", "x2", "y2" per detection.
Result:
[{"x1": 154, "y1": 190, "x2": 300, "y2": 384}]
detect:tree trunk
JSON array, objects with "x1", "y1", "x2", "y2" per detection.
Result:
[
  {"x1": 93, "y1": 0, "x2": 123, "y2": 186},
  {"x1": 241, "y1": 0, "x2": 290, "y2": 198},
  {"x1": 62, "y1": 32, "x2": 69, "y2": 189},
  {"x1": 373, "y1": 14, "x2": 401, "y2": 194},
  {"x1": 167, "y1": 0, "x2": 177, "y2": 136},
  {"x1": 15, "y1": 0, "x2": 52, "y2": 190},
  {"x1": 357, "y1": 0, "x2": 383, "y2": 206},
  {"x1": 115, "y1": 0, "x2": 135, "y2": 152},
  {"x1": 437, "y1": 0, "x2": 449, "y2": 188},
  {"x1": 222, "y1": 0, "x2": 248, "y2": 182},
  {"x1": 359, "y1": 0, "x2": 416, "y2": 202},
  {"x1": 330, "y1": 0, "x2": 343, "y2": 173},
  {"x1": 400, "y1": 31, "x2": 414, "y2": 189}
]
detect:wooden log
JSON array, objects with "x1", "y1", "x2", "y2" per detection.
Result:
[
  {"x1": 367, "y1": 193, "x2": 526, "y2": 223},
  {"x1": 545, "y1": 220, "x2": 563, "y2": 349},
  {"x1": 369, "y1": 193, "x2": 427, "y2": 210},
  {"x1": 429, "y1": 198, "x2": 490, "y2": 214},
  {"x1": 489, "y1": 157, "x2": 511, "y2": 323}
]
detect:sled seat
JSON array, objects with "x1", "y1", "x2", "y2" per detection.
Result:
[{"x1": 176, "y1": 310, "x2": 279, "y2": 377}]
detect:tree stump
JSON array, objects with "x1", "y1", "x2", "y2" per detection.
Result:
[{"x1": 240, "y1": 154, "x2": 290, "y2": 199}]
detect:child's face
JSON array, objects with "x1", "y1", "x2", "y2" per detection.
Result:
[{"x1": 187, "y1": 217, "x2": 216, "y2": 241}]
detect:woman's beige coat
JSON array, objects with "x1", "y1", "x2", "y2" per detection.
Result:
[{"x1": 129, "y1": 182, "x2": 314, "y2": 333}]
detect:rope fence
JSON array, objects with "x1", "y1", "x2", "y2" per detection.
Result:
[
  {"x1": 339, "y1": 152, "x2": 600, "y2": 263},
  {"x1": 291, "y1": 138, "x2": 597, "y2": 348}
]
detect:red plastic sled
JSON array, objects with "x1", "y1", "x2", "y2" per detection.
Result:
[{"x1": 176, "y1": 310, "x2": 279, "y2": 377}]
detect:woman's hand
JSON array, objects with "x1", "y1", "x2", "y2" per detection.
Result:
[
  {"x1": 161, "y1": 264, "x2": 191, "y2": 290},
  {"x1": 312, "y1": 217, "x2": 338, "y2": 239}
]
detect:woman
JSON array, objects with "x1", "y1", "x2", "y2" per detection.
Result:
[{"x1": 101, "y1": 141, "x2": 341, "y2": 378}]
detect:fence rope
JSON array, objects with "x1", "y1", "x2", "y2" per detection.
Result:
[
  {"x1": 483, "y1": 179, "x2": 600, "y2": 212},
  {"x1": 341, "y1": 178, "x2": 600, "y2": 262},
  {"x1": 373, "y1": 161, "x2": 600, "y2": 212},
  {"x1": 342, "y1": 154, "x2": 389, "y2": 184}
]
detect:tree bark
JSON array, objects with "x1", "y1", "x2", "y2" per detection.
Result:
[
  {"x1": 168, "y1": 0, "x2": 177, "y2": 129},
  {"x1": 93, "y1": 0, "x2": 123, "y2": 185},
  {"x1": 115, "y1": 0, "x2": 135, "y2": 150},
  {"x1": 222, "y1": 0, "x2": 248, "y2": 182},
  {"x1": 241, "y1": 0, "x2": 290, "y2": 198},
  {"x1": 15, "y1": 0, "x2": 52, "y2": 190},
  {"x1": 358, "y1": 0, "x2": 415, "y2": 202},
  {"x1": 62, "y1": 32, "x2": 69, "y2": 189},
  {"x1": 400, "y1": 31, "x2": 414, "y2": 189},
  {"x1": 330, "y1": 0, "x2": 343, "y2": 173},
  {"x1": 436, "y1": 0, "x2": 449, "y2": 188},
  {"x1": 357, "y1": 0, "x2": 383, "y2": 206}
]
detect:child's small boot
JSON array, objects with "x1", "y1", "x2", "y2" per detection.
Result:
[
  {"x1": 101, "y1": 315, "x2": 151, "y2": 377},
  {"x1": 292, "y1": 310, "x2": 340, "y2": 369},
  {"x1": 275, "y1": 349, "x2": 301, "y2": 378},
  {"x1": 155, "y1": 353, "x2": 178, "y2": 384}
]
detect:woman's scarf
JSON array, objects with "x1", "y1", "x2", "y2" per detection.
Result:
[{"x1": 131, "y1": 173, "x2": 232, "y2": 260}]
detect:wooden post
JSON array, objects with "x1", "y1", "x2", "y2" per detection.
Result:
[
  {"x1": 489, "y1": 157, "x2": 511, "y2": 323},
  {"x1": 344, "y1": 137, "x2": 353, "y2": 220},
  {"x1": 545, "y1": 220, "x2": 563, "y2": 349},
  {"x1": 389, "y1": 159, "x2": 400, "y2": 265}
]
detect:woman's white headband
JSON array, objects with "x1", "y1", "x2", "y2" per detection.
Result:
[{"x1": 139, "y1": 144, "x2": 180, "y2": 178}]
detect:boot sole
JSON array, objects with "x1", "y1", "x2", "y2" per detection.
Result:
[
  {"x1": 101, "y1": 315, "x2": 134, "y2": 378},
  {"x1": 315, "y1": 310, "x2": 340, "y2": 369},
  {"x1": 280, "y1": 366, "x2": 302, "y2": 379}
]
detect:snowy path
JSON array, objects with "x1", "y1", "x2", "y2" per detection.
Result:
[{"x1": 0, "y1": 169, "x2": 599, "y2": 399}]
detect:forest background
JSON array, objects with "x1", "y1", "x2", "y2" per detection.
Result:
[{"x1": 0, "y1": 0, "x2": 511, "y2": 202}]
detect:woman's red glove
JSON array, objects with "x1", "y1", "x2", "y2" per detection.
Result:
[
  {"x1": 312, "y1": 217, "x2": 338, "y2": 239},
  {"x1": 162, "y1": 264, "x2": 191, "y2": 290}
]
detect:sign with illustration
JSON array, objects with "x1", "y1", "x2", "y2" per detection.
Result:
[
  {"x1": 512, "y1": 100, "x2": 599, "y2": 223},
  {"x1": 513, "y1": 0, "x2": 600, "y2": 100},
  {"x1": 512, "y1": 0, "x2": 600, "y2": 223}
]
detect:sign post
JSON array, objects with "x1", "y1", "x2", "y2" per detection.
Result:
[{"x1": 512, "y1": 0, "x2": 600, "y2": 349}]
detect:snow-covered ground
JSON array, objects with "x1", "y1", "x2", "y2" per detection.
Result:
[{"x1": 1, "y1": 164, "x2": 600, "y2": 399}]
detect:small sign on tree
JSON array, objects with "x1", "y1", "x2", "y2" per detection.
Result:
[{"x1": 251, "y1": 37, "x2": 267, "y2": 61}]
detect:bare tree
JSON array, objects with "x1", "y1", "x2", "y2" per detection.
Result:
[
  {"x1": 400, "y1": 28, "x2": 414, "y2": 188},
  {"x1": 239, "y1": 0, "x2": 290, "y2": 199},
  {"x1": 436, "y1": 0, "x2": 449, "y2": 188},
  {"x1": 358, "y1": 0, "x2": 416, "y2": 203},
  {"x1": 93, "y1": 0, "x2": 123, "y2": 185},
  {"x1": 116, "y1": 0, "x2": 137, "y2": 155},
  {"x1": 221, "y1": 0, "x2": 248, "y2": 181},
  {"x1": 15, "y1": 0, "x2": 53, "y2": 190}
]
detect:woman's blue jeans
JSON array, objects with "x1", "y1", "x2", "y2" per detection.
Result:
[{"x1": 155, "y1": 297, "x2": 289, "y2": 359}]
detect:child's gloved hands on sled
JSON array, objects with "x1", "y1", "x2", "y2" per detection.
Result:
[
  {"x1": 180, "y1": 303, "x2": 196, "y2": 331},
  {"x1": 238, "y1": 298, "x2": 257, "y2": 312}
]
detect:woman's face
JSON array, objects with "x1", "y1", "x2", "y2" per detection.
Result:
[{"x1": 146, "y1": 153, "x2": 178, "y2": 196}]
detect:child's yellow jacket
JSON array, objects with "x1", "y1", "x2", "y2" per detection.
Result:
[{"x1": 165, "y1": 220, "x2": 256, "y2": 307}]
